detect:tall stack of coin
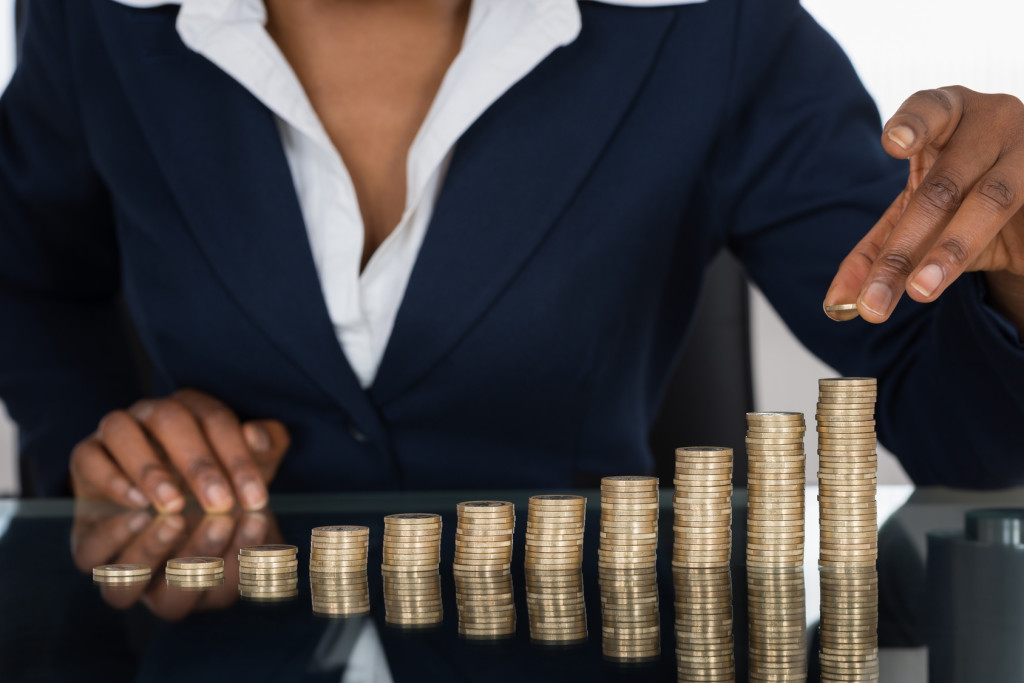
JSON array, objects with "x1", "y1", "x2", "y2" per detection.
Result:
[
  {"x1": 525, "y1": 567, "x2": 588, "y2": 644},
  {"x1": 599, "y1": 476, "x2": 659, "y2": 572},
  {"x1": 309, "y1": 525, "x2": 370, "y2": 617},
  {"x1": 673, "y1": 567, "x2": 735, "y2": 682},
  {"x1": 816, "y1": 377, "x2": 879, "y2": 682},
  {"x1": 673, "y1": 447, "x2": 733, "y2": 569},
  {"x1": 383, "y1": 567, "x2": 443, "y2": 628},
  {"x1": 165, "y1": 556, "x2": 225, "y2": 589},
  {"x1": 92, "y1": 563, "x2": 151, "y2": 585},
  {"x1": 455, "y1": 570, "x2": 516, "y2": 639},
  {"x1": 599, "y1": 565, "x2": 660, "y2": 662},
  {"x1": 746, "y1": 412, "x2": 806, "y2": 570},
  {"x1": 524, "y1": 495, "x2": 586, "y2": 571},
  {"x1": 453, "y1": 501, "x2": 515, "y2": 574},
  {"x1": 382, "y1": 513, "x2": 442, "y2": 572},
  {"x1": 238, "y1": 544, "x2": 299, "y2": 601},
  {"x1": 747, "y1": 567, "x2": 807, "y2": 682}
]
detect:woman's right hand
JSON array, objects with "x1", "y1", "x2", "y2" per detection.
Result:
[{"x1": 71, "y1": 388, "x2": 290, "y2": 513}]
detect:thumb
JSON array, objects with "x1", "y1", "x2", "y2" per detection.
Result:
[{"x1": 242, "y1": 419, "x2": 291, "y2": 482}]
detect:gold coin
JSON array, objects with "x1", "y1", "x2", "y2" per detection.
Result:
[
  {"x1": 239, "y1": 544, "x2": 298, "y2": 556},
  {"x1": 93, "y1": 564, "x2": 152, "y2": 578}
]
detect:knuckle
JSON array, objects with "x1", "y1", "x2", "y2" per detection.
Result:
[
  {"x1": 184, "y1": 458, "x2": 221, "y2": 484},
  {"x1": 936, "y1": 236, "x2": 971, "y2": 268},
  {"x1": 137, "y1": 462, "x2": 166, "y2": 488},
  {"x1": 920, "y1": 173, "x2": 965, "y2": 214},
  {"x1": 922, "y1": 88, "x2": 954, "y2": 111},
  {"x1": 97, "y1": 410, "x2": 134, "y2": 439},
  {"x1": 147, "y1": 399, "x2": 189, "y2": 429},
  {"x1": 876, "y1": 249, "x2": 916, "y2": 278},
  {"x1": 977, "y1": 175, "x2": 1017, "y2": 211}
]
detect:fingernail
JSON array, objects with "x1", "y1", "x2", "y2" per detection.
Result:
[
  {"x1": 887, "y1": 125, "x2": 915, "y2": 151},
  {"x1": 128, "y1": 512, "x2": 150, "y2": 533},
  {"x1": 241, "y1": 481, "x2": 268, "y2": 510},
  {"x1": 205, "y1": 482, "x2": 233, "y2": 510},
  {"x1": 127, "y1": 487, "x2": 149, "y2": 508},
  {"x1": 240, "y1": 514, "x2": 267, "y2": 544},
  {"x1": 206, "y1": 515, "x2": 233, "y2": 544},
  {"x1": 910, "y1": 264, "x2": 944, "y2": 298},
  {"x1": 155, "y1": 482, "x2": 185, "y2": 512},
  {"x1": 157, "y1": 515, "x2": 185, "y2": 543},
  {"x1": 862, "y1": 282, "x2": 894, "y2": 316},
  {"x1": 244, "y1": 423, "x2": 271, "y2": 453}
]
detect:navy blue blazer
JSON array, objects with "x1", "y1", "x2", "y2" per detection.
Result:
[{"x1": 2, "y1": 0, "x2": 1023, "y2": 495}]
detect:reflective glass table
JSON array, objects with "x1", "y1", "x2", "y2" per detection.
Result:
[{"x1": 0, "y1": 485, "x2": 1021, "y2": 682}]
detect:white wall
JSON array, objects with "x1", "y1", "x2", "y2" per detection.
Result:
[
  {"x1": 753, "y1": 0, "x2": 1024, "y2": 484},
  {"x1": 0, "y1": 1, "x2": 1021, "y2": 494},
  {"x1": 0, "y1": 0, "x2": 15, "y2": 496}
]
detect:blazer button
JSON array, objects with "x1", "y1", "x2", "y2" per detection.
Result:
[{"x1": 348, "y1": 423, "x2": 368, "y2": 443}]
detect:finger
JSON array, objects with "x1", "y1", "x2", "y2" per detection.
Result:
[
  {"x1": 242, "y1": 419, "x2": 290, "y2": 483},
  {"x1": 145, "y1": 514, "x2": 235, "y2": 620},
  {"x1": 174, "y1": 390, "x2": 268, "y2": 511},
  {"x1": 857, "y1": 140, "x2": 998, "y2": 322},
  {"x1": 908, "y1": 156, "x2": 1024, "y2": 302},
  {"x1": 823, "y1": 197, "x2": 903, "y2": 320},
  {"x1": 70, "y1": 437, "x2": 150, "y2": 509},
  {"x1": 131, "y1": 398, "x2": 235, "y2": 513},
  {"x1": 101, "y1": 514, "x2": 185, "y2": 610},
  {"x1": 97, "y1": 409, "x2": 186, "y2": 513},
  {"x1": 70, "y1": 510, "x2": 151, "y2": 573},
  {"x1": 882, "y1": 87, "x2": 966, "y2": 159}
]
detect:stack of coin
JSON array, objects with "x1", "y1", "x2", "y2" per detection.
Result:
[
  {"x1": 820, "y1": 567, "x2": 879, "y2": 681},
  {"x1": 599, "y1": 565, "x2": 660, "y2": 662},
  {"x1": 673, "y1": 447, "x2": 733, "y2": 569},
  {"x1": 382, "y1": 513, "x2": 442, "y2": 572},
  {"x1": 746, "y1": 413, "x2": 806, "y2": 570},
  {"x1": 524, "y1": 495, "x2": 587, "y2": 571},
  {"x1": 238, "y1": 544, "x2": 299, "y2": 601},
  {"x1": 92, "y1": 563, "x2": 151, "y2": 585},
  {"x1": 453, "y1": 501, "x2": 515, "y2": 575},
  {"x1": 816, "y1": 377, "x2": 879, "y2": 682},
  {"x1": 673, "y1": 567, "x2": 735, "y2": 682},
  {"x1": 747, "y1": 567, "x2": 807, "y2": 682},
  {"x1": 309, "y1": 526, "x2": 370, "y2": 617},
  {"x1": 599, "y1": 476, "x2": 659, "y2": 572},
  {"x1": 525, "y1": 567, "x2": 587, "y2": 644},
  {"x1": 382, "y1": 568, "x2": 443, "y2": 628},
  {"x1": 165, "y1": 556, "x2": 225, "y2": 589},
  {"x1": 454, "y1": 569, "x2": 516, "y2": 639}
]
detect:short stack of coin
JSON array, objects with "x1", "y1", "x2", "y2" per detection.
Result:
[
  {"x1": 92, "y1": 563, "x2": 151, "y2": 585},
  {"x1": 673, "y1": 567, "x2": 735, "y2": 682},
  {"x1": 747, "y1": 567, "x2": 807, "y2": 682},
  {"x1": 455, "y1": 569, "x2": 516, "y2": 639},
  {"x1": 165, "y1": 556, "x2": 225, "y2": 589},
  {"x1": 599, "y1": 476, "x2": 659, "y2": 572},
  {"x1": 673, "y1": 447, "x2": 733, "y2": 569},
  {"x1": 524, "y1": 495, "x2": 586, "y2": 571},
  {"x1": 453, "y1": 501, "x2": 515, "y2": 574},
  {"x1": 746, "y1": 412, "x2": 806, "y2": 570},
  {"x1": 382, "y1": 568, "x2": 443, "y2": 628},
  {"x1": 238, "y1": 544, "x2": 299, "y2": 601},
  {"x1": 599, "y1": 565, "x2": 660, "y2": 662},
  {"x1": 309, "y1": 526, "x2": 370, "y2": 617},
  {"x1": 816, "y1": 377, "x2": 879, "y2": 682},
  {"x1": 382, "y1": 513, "x2": 442, "y2": 572},
  {"x1": 525, "y1": 567, "x2": 588, "y2": 644}
]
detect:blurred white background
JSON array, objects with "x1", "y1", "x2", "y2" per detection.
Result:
[{"x1": 0, "y1": 0, "x2": 1021, "y2": 495}]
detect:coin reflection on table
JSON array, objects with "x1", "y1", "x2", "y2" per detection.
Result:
[
  {"x1": 747, "y1": 567, "x2": 806, "y2": 681},
  {"x1": 819, "y1": 566, "x2": 879, "y2": 682},
  {"x1": 673, "y1": 567, "x2": 734, "y2": 682},
  {"x1": 455, "y1": 569, "x2": 516, "y2": 639},
  {"x1": 525, "y1": 567, "x2": 587, "y2": 645},
  {"x1": 599, "y1": 564, "x2": 660, "y2": 662},
  {"x1": 383, "y1": 568, "x2": 443, "y2": 628}
]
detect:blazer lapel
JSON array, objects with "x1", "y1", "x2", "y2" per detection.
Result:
[
  {"x1": 93, "y1": 3, "x2": 389, "y2": 446},
  {"x1": 371, "y1": 7, "x2": 677, "y2": 405}
]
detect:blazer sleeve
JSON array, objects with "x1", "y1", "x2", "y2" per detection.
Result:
[
  {"x1": 713, "y1": 0, "x2": 1024, "y2": 487},
  {"x1": 0, "y1": 0, "x2": 144, "y2": 495}
]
